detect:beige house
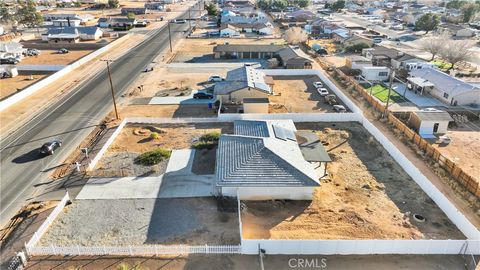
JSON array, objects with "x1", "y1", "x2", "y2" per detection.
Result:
[{"x1": 214, "y1": 66, "x2": 273, "y2": 103}]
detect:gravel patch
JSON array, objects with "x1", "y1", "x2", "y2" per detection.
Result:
[
  {"x1": 39, "y1": 198, "x2": 240, "y2": 246},
  {"x1": 92, "y1": 151, "x2": 168, "y2": 177}
]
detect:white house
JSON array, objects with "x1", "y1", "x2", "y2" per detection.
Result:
[
  {"x1": 345, "y1": 55, "x2": 372, "y2": 70},
  {"x1": 219, "y1": 24, "x2": 240, "y2": 37},
  {"x1": 215, "y1": 120, "x2": 330, "y2": 200},
  {"x1": 361, "y1": 66, "x2": 390, "y2": 82},
  {"x1": 43, "y1": 13, "x2": 95, "y2": 23},
  {"x1": 408, "y1": 109, "x2": 453, "y2": 138},
  {"x1": 0, "y1": 42, "x2": 24, "y2": 59},
  {"x1": 408, "y1": 66, "x2": 480, "y2": 106}
]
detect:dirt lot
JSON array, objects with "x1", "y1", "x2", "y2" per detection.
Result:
[
  {"x1": 307, "y1": 39, "x2": 338, "y2": 55},
  {"x1": 39, "y1": 197, "x2": 240, "y2": 246},
  {"x1": 433, "y1": 120, "x2": 480, "y2": 184},
  {"x1": 20, "y1": 50, "x2": 93, "y2": 65},
  {"x1": 0, "y1": 74, "x2": 49, "y2": 99},
  {"x1": 269, "y1": 75, "x2": 346, "y2": 113},
  {"x1": 240, "y1": 122, "x2": 464, "y2": 240}
]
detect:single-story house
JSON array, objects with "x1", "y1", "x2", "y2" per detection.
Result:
[
  {"x1": 144, "y1": 2, "x2": 164, "y2": 10},
  {"x1": 439, "y1": 23, "x2": 475, "y2": 38},
  {"x1": 343, "y1": 34, "x2": 373, "y2": 47},
  {"x1": 43, "y1": 26, "x2": 103, "y2": 43},
  {"x1": 362, "y1": 46, "x2": 403, "y2": 66},
  {"x1": 215, "y1": 120, "x2": 329, "y2": 200},
  {"x1": 345, "y1": 55, "x2": 372, "y2": 70},
  {"x1": 214, "y1": 66, "x2": 272, "y2": 103},
  {"x1": 219, "y1": 25, "x2": 240, "y2": 37},
  {"x1": 408, "y1": 109, "x2": 453, "y2": 138},
  {"x1": 408, "y1": 66, "x2": 480, "y2": 106},
  {"x1": 0, "y1": 41, "x2": 24, "y2": 59},
  {"x1": 361, "y1": 66, "x2": 390, "y2": 82},
  {"x1": 284, "y1": 10, "x2": 316, "y2": 22},
  {"x1": 52, "y1": 19, "x2": 81, "y2": 27},
  {"x1": 391, "y1": 53, "x2": 426, "y2": 71},
  {"x1": 242, "y1": 98, "x2": 269, "y2": 113},
  {"x1": 121, "y1": 8, "x2": 148, "y2": 15},
  {"x1": 43, "y1": 13, "x2": 95, "y2": 23},
  {"x1": 98, "y1": 17, "x2": 136, "y2": 29},
  {"x1": 213, "y1": 44, "x2": 313, "y2": 69}
]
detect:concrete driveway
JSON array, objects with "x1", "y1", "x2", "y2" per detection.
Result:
[
  {"x1": 393, "y1": 83, "x2": 445, "y2": 107},
  {"x1": 148, "y1": 90, "x2": 214, "y2": 105}
]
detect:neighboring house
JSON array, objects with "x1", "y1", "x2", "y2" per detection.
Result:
[
  {"x1": 408, "y1": 66, "x2": 480, "y2": 106},
  {"x1": 0, "y1": 41, "x2": 24, "y2": 59},
  {"x1": 43, "y1": 26, "x2": 103, "y2": 43},
  {"x1": 408, "y1": 109, "x2": 453, "y2": 138},
  {"x1": 121, "y1": 8, "x2": 148, "y2": 15},
  {"x1": 285, "y1": 10, "x2": 316, "y2": 22},
  {"x1": 219, "y1": 25, "x2": 240, "y2": 37},
  {"x1": 43, "y1": 13, "x2": 95, "y2": 23},
  {"x1": 438, "y1": 23, "x2": 475, "y2": 38},
  {"x1": 362, "y1": 46, "x2": 402, "y2": 66},
  {"x1": 361, "y1": 66, "x2": 390, "y2": 81},
  {"x1": 215, "y1": 120, "x2": 330, "y2": 200},
  {"x1": 343, "y1": 34, "x2": 373, "y2": 47},
  {"x1": 214, "y1": 66, "x2": 273, "y2": 103},
  {"x1": 144, "y1": 2, "x2": 164, "y2": 10},
  {"x1": 391, "y1": 53, "x2": 426, "y2": 71},
  {"x1": 52, "y1": 19, "x2": 81, "y2": 27},
  {"x1": 220, "y1": 15, "x2": 272, "y2": 34},
  {"x1": 213, "y1": 44, "x2": 313, "y2": 69},
  {"x1": 98, "y1": 17, "x2": 136, "y2": 29},
  {"x1": 345, "y1": 55, "x2": 372, "y2": 70}
]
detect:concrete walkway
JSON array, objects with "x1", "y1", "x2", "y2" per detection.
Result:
[{"x1": 392, "y1": 83, "x2": 445, "y2": 108}]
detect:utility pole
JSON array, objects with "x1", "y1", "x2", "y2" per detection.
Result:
[
  {"x1": 101, "y1": 59, "x2": 119, "y2": 120},
  {"x1": 167, "y1": 22, "x2": 173, "y2": 52},
  {"x1": 383, "y1": 70, "x2": 395, "y2": 118},
  {"x1": 188, "y1": 8, "x2": 191, "y2": 30}
]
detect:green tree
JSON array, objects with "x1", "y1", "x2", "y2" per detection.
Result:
[
  {"x1": 462, "y1": 3, "x2": 480, "y2": 22},
  {"x1": 127, "y1": 12, "x2": 135, "y2": 19},
  {"x1": 205, "y1": 3, "x2": 218, "y2": 16},
  {"x1": 345, "y1": 42, "x2": 370, "y2": 53},
  {"x1": 414, "y1": 13, "x2": 440, "y2": 34},
  {"x1": 108, "y1": 0, "x2": 119, "y2": 8},
  {"x1": 17, "y1": 0, "x2": 42, "y2": 28},
  {"x1": 296, "y1": 0, "x2": 311, "y2": 8},
  {"x1": 446, "y1": 0, "x2": 467, "y2": 9},
  {"x1": 328, "y1": 0, "x2": 345, "y2": 12},
  {"x1": 273, "y1": 0, "x2": 288, "y2": 10},
  {"x1": 0, "y1": 2, "x2": 16, "y2": 24}
]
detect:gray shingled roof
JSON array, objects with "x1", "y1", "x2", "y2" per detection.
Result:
[
  {"x1": 410, "y1": 67, "x2": 480, "y2": 97},
  {"x1": 214, "y1": 66, "x2": 271, "y2": 95},
  {"x1": 234, "y1": 120, "x2": 269, "y2": 137},
  {"x1": 216, "y1": 135, "x2": 320, "y2": 187},
  {"x1": 414, "y1": 111, "x2": 453, "y2": 122}
]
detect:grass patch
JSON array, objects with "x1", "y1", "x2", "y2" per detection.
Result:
[
  {"x1": 366, "y1": 84, "x2": 408, "y2": 104},
  {"x1": 135, "y1": 148, "x2": 171, "y2": 166},
  {"x1": 193, "y1": 131, "x2": 221, "y2": 149},
  {"x1": 431, "y1": 59, "x2": 452, "y2": 71}
]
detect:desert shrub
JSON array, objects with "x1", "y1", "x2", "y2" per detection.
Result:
[
  {"x1": 135, "y1": 148, "x2": 171, "y2": 166},
  {"x1": 200, "y1": 131, "x2": 220, "y2": 142},
  {"x1": 192, "y1": 141, "x2": 217, "y2": 149},
  {"x1": 150, "y1": 132, "x2": 159, "y2": 140}
]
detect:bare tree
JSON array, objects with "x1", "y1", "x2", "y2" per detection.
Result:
[
  {"x1": 440, "y1": 39, "x2": 475, "y2": 71},
  {"x1": 420, "y1": 33, "x2": 448, "y2": 61},
  {"x1": 283, "y1": 27, "x2": 308, "y2": 45}
]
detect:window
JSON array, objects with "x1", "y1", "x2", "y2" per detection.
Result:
[
  {"x1": 378, "y1": 71, "x2": 388, "y2": 77},
  {"x1": 443, "y1": 92, "x2": 449, "y2": 99}
]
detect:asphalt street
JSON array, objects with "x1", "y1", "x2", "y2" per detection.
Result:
[{"x1": 0, "y1": 3, "x2": 200, "y2": 227}]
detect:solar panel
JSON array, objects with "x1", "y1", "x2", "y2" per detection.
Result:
[{"x1": 273, "y1": 125, "x2": 297, "y2": 142}]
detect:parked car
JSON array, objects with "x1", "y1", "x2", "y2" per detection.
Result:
[
  {"x1": 208, "y1": 75, "x2": 224, "y2": 82},
  {"x1": 372, "y1": 37, "x2": 383, "y2": 44},
  {"x1": 325, "y1": 94, "x2": 338, "y2": 105},
  {"x1": 57, "y1": 48, "x2": 69, "y2": 54},
  {"x1": 0, "y1": 57, "x2": 19, "y2": 64},
  {"x1": 333, "y1": 105, "x2": 346, "y2": 113},
  {"x1": 313, "y1": 81, "x2": 323, "y2": 88},
  {"x1": 317, "y1": 87, "x2": 329, "y2": 96},
  {"x1": 144, "y1": 67, "x2": 154, "y2": 72},
  {"x1": 193, "y1": 92, "x2": 213, "y2": 99},
  {"x1": 23, "y1": 48, "x2": 39, "y2": 56},
  {"x1": 39, "y1": 140, "x2": 62, "y2": 155}
]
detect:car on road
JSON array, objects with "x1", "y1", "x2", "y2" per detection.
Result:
[
  {"x1": 193, "y1": 92, "x2": 213, "y2": 99},
  {"x1": 313, "y1": 81, "x2": 323, "y2": 88},
  {"x1": 39, "y1": 140, "x2": 62, "y2": 155},
  {"x1": 317, "y1": 87, "x2": 329, "y2": 96},
  {"x1": 57, "y1": 48, "x2": 69, "y2": 54},
  {"x1": 333, "y1": 105, "x2": 347, "y2": 113},
  {"x1": 0, "y1": 57, "x2": 19, "y2": 65},
  {"x1": 208, "y1": 75, "x2": 224, "y2": 82},
  {"x1": 174, "y1": 19, "x2": 187, "y2": 24},
  {"x1": 373, "y1": 37, "x2": 383, "y2": 44}
]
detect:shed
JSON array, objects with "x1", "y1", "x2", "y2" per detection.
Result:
[{"x1": 408, "y1": 110, "x2": 453, "y2": 138}]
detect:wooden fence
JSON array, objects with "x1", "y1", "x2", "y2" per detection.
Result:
[{"x1": 315, "y1": 57, "x2": 479, "y2": 198}]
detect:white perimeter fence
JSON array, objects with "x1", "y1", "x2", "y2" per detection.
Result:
[{"x1": 0, "y1": 33, "x2": 131, "y2": 112}]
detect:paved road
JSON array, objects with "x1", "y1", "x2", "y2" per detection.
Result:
[{"x1": 0, "y1": 3, "x2": 200, "y2": 227}]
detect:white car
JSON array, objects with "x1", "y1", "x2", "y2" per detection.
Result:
[
  {"x1": 313, "y1": 81, "x2": 323, "y2": 88},
  {"x1": 333, "y1": 105, "x2": 347, "y2": 113},
  {"x1": 208, "y1": 75, "x2": 224, "y2": 82},
  {"x1": 317, "y1": 87, "x2": 329, "y2": 96}
]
